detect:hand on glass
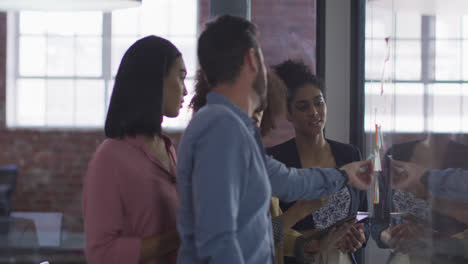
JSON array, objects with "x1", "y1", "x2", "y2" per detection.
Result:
[
  {"x1": 337, "y1": 223, "x2": 366, "y2": 253},
  {"x1": 341, "y1": 159, "x2": 374, "y2": 190}
]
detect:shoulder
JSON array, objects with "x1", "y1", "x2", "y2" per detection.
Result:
[
  {"x1": 181, "y1": 105, "x2": 250, "y2": 150},
  {"x1": 192, "y1": 104, "x2": 245, "y2": 132},
  {"x1": 328, "y1": 139, "x2": 361, "y2": 160},
  {"x1": 267, "y1": 138, "x2": 295, "y2": 157},
  {"x1": 87, "y1": 139, "x2": 143, "y2": 177},
  {"x1": 91, "y1": 139, "x2": 133, "y2": 162},
  {"x1": 94, "y1": 138, "x2": 144, "y2": 158},
  {"x1": 328, "y1": 139, "x2": 359, "y2": 153}
]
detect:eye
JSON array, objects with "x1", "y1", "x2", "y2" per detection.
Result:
[
  {"x1": 314, "y1": 100, "x2": 324, "y2": 107},
  {"x1": 294, "y1": 102, "x2": 310, "y2": 112}
]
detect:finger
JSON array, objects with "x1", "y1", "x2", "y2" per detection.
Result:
[
  {"x1": 338, "y1": 240, "x2": 349, "y2": 253},
  {"x1": 340, "y1": 223, "x2": 354, "y2": 236},
  {"x1": 337, "y1": 240, "x2": 345, "y2": 250},
  {"x1": 349, "y1": 230, "x2": 365, "y2": 249},
  {"x1": 358, "y1": 160, "x2": 374, "y2": 186},
  {"x1": 353, "y1": 226, "x2": 366, "y2": 244},
  {"x1": 353, "y1": 222, "x2": 364, "y2": 229},
  {"x1": 348, "y1": 226, "x2": 362, "y2": 243},
  {"x1": 342, "y1": 235, "x2": 353, "y2": 252},
  {"x1": 360, "y1": 159, "x2": 373, "y2": 171}
]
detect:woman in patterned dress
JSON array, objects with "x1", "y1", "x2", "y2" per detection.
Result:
[{"x1": 267, "y1": 59, "x2": 369, "y2": 264}]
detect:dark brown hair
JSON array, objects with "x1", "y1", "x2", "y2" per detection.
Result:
[{"x1": 259, "y1": 71, "x2": 287, "y2": 136}]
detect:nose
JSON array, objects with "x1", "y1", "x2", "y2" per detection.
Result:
[{"x1": 309, "y1": 106, "x2": 318, "y2": 116}]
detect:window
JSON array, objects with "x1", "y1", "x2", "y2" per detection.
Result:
[
  {"x1": 6, "y1": 0, "x2": 198, "y2": 130},
  {"x1": 365, "y1": 8, "x2": 468, "y2": 133}
]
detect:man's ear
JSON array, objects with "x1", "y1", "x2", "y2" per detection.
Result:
[{"x1": 245, "y1": 48, "x2": 259, "y2": 74}]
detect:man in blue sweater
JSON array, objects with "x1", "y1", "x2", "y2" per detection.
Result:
[{"x1": 176, "y1": 15, "x2": 374, "y2": 264}]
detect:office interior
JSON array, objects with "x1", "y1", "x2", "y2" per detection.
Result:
[{"x1": 0, "y1": 0, "x2": 467, "y2": 263}]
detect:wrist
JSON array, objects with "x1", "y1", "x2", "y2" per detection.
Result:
[{"x1": 338, "y1": 168, "x2": 349, "y2": 186}]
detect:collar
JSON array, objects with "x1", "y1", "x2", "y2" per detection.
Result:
[{"x1": 206, "y1": 92, "x2": 257, "y2": 132}]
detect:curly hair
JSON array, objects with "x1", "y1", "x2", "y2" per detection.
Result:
[
  {"x1": 273, "y1": 59, "x2": 324, "y2": 113},
  {"x1": 189, "y1": 69, "x2": 210, "y2": 113}
]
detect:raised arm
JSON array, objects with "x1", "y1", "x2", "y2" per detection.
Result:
[{"x1": 267, "y1": 156, "x2": 373, "y2": 202}]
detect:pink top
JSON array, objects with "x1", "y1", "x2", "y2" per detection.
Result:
[{"x1": 83, "y1": 135, "x2": 178, "y2": 264}]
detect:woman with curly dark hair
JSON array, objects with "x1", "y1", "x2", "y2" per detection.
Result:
[{"x1": 268, "y1": 59, "x2": 369, "y2": 264}]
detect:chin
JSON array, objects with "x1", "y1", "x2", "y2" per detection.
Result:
[
  {"x1": 165, "y1": 111, "x2": 180, "y2": 118},
  {"x1": 303, "y1": 128, "x2": 322, "y2": 137}
]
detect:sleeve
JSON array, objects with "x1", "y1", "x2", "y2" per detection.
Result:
[
  {"x1": 423, "y1": 168, "x2": 468, "y2": 203},
  {"x1": 266, "y1": 155, "x2": 346, "y2": 202},
  {"x1": 191, "y1": 118, "x2": 248, "y2": 264},
  {"x1": 83, "y1": 155, "x2": 141, "y2": 264}
]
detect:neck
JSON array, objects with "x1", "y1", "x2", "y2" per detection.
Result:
[
  {"x1": 144, "y1": 134, "x2": 165, "y2": 151},
  {"x1": 295, "y1": 131, "x2": 327, "y2": 153},
  {"x1": 212, "y1": 82, "x2": 257, "y2": 117}
]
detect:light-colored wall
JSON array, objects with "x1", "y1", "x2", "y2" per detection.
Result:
[{"x1": 324, "y1": 0, "x2": 351, "y2": 143}]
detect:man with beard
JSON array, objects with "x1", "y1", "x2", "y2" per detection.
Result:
[{"x1": 176, "y1": 15, "x2": 374, "y2": 264}]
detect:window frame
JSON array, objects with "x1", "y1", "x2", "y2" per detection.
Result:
[
  {"x1": 6, "y1": 3, "x2": 197, "y2": 131},
  {"x1": 364, "y1": 13, "x2": 468, "y2": 134}
]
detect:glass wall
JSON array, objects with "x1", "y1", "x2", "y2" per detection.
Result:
[{"x1": 365, "y1": 0, "x2": 468, "y2": 262}]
